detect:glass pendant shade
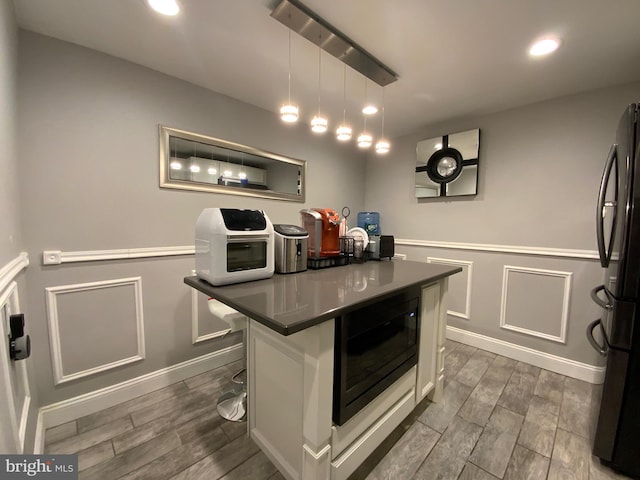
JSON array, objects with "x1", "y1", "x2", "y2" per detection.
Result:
[
  {"x1": 362, "y1": 104, "x2": 378, "y2": 115},
  {"x1": 375, "y1": 139, "x2": 390, "y2": 154},
  {"x1": 336, "y1": 125, "x2": 352, "y2": 141},
  {"x1": 357, "y1": 133, "x2": 373, "y2": 148},
  {"x1": 280, "y1": 104, "x2": 299, "y2": 123},
  {"x1": 311, "y1": 115, "x2": 328, "y2": 133}
]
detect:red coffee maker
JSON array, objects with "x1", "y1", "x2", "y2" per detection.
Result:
[{"x1": 300, "y1": 208, "x2": 341, "y2": 259}]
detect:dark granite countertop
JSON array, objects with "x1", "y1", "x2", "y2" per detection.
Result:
[{"x1": 184, "y1": 259, "x2": 461, "y2": 336}]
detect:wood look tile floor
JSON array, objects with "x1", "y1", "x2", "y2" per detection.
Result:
[{"x1": 44, "y1": 342, "x2": 632, "y2": 480}]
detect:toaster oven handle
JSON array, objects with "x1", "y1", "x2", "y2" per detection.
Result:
[{"x1": 226, "y1": 234, "x2": 270, "y2": 242}]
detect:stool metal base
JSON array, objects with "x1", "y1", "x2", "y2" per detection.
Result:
[{"x1": 217, "y1": 382, "x2": 247, "y2": 422}]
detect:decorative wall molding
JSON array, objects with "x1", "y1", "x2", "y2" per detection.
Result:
[
  {"x1": 427, "y1": 257, "x2": 473, "y2": 320},
  {"x1": 41, "y1": 237, "x2": 599, "y2": 266},
  {"x1": 446, "y1": 326, "x2": 605, "y2": 384},
  {"x1": 500, "y1": 265, "x2": 571, "y2": 344},
  {"x1": 0, "y1": 281, "x2": 32, "y2": 453},
  {"x1": 42, "y1": 246, "x2": 194, "y2": 265},
  {"x1": 396, "y1": 238, "x2": 598, "y2": 260},
  {"x1": 34, "y1": 344, "x2": 243, "y2": 452},
  {"x1": 0, "y1": 252, "x2": 29, "y2": 294},
  {"x1": 191, "y1": 286, "x2": 230, "y2": 344},
  {"x1": 45, "y1": 277, "x2": 146, "y2": 385}
]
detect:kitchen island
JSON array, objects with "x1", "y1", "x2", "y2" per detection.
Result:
[{"x1": 185, "y1": 260, "x2": 460, "y2": 480}]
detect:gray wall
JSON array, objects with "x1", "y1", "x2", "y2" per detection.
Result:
[
  {"x1": 365, "y1": 83, "x2": 640, "y2": 367},
  {"x1": 0, "y1": 0, "x2": 20, "y2": 265},
  {"x1": 0, "y1": 0, "x2": 39, "y2": 454},
  {"x1": 17, "y1": 31, "x2": 367, "y2": 405}
]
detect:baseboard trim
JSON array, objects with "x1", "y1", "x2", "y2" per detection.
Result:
[
  {"x1": 35, "y1": 344, "x2": 242, "y2": 451},
  {"x1": 446, "y1": 326, "x2": 605, "y2": 384}
]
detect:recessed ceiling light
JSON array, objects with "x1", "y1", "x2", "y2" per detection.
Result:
[
  {"x1": 529, "y1": 38, "x2": 560, "y2": 56},
  {"x1": 147, "y1": 0, "x2": 180, "y2": 16}
]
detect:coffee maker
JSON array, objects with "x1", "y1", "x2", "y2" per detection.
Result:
[{"x1": 300, "y1": 209, "x2": 341, "y2": 265}]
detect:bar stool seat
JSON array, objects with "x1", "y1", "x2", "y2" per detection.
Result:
[{"x1": 208, "y1": 298, "x2": 247, "y2": 422}]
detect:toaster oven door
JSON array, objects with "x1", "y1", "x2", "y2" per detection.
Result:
[{"x1": 227, "y1": 236, "x2": 268, "y2": 272}]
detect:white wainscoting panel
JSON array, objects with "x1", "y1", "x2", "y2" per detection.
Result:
[
  {"x1": 500, "y1": 265, "x2": 571, "y2": 344},
  {"x1": 45, "y1": 277, "x2": 145, "y2": 385},
  {"x1": 427, "y1": 257, "x2": 472, "y2": 320},
  {"x1": 0, "y1": 281, "x2": 31, "y2": 453}
]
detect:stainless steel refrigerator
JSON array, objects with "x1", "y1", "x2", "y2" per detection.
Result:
[{"x1": 588, "y1": 102, "x2": 640, "y2": 478}]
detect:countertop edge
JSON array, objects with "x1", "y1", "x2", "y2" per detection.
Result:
[{"x1": 184, "y1": 262, "x2": 461, "y2": 336}]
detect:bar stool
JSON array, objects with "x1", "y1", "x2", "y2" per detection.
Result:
[{"x1": 207, "y1": 298, "x2": 247, "y2": 422}]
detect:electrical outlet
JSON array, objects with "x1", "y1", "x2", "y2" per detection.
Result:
[{"x1": 43, "y1": 250, "x2": 62, "y2": 265}]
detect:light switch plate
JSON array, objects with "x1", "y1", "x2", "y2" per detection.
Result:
[{"x1": 43, "y1": 250, "x2": 62, "y2": 265}]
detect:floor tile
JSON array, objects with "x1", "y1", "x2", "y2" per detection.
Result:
[
  {"x1": 459, "y1": 463, "x2": 499, "y2": 480},
  {"x1": 46, "y1": 417, "x2": 133, "y2": 455},
  {"x1": 533, "y1": 370, "x2": 565, "y2": 407},
  {"x1": 518, "y1": 395, "x2": 560, "y2": 458},
  {"x1": 497, "y1": 362, "x2": 541, "y2": 416},
  {"x1": 45, "y1": 420, "x2": 77, "y2": 446},
  {"x1": 468, "y1": 406, "x2": 524, "y2": 478},
  {"x1": 130, "y1": 381, "x2": 224, "y2": 427},
  {"x1": 365, "y1": 421, "x2": 439, "y2": 480},
  {"x1": 444, "y1": 349, "x2": 476, "y2": 386},
  {"x1": 454, "y1": 350, "x2": 496, "y2": 388},
  {"x1": 418, "y1": 379, "x2": 473, "y2": 433},
  {"x1": 504, "y1": 445, "x2": 550, "y2": 480},
  {"x1": 558, "y1": 377, "x2": 593, "y2": 439},
  {"x1": 77, "y1": 440, "x2": 114, "y2": 472},
  {"x1": 77, "y1": 382, "x2": 188, "y2": 434},
  {"x1": 218, "y1": 451, "x2": 277, "y2": 480},
  {"x1": 169, "y1": 433, "x2": 261, "y2": 480},
  {"x1": 458, "y1": 358, "x2": 514, "y2": 427},
  {"x1": 547, "y1": 428, "x2": 590, "y2": 480},
  {"x1": 413, "y1": 415, "x2": 483, "y2": 479},
  {"x1": 119, "y1": 427, "x2": 229, "y2": 480},
  {"x1": 79, "y1": 431, "x2": 182, "y2": 480}
]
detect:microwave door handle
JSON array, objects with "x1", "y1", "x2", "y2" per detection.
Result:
[
  {"x1": 597, "y1": 144, "x2": 617, "y2": 267},
  {"x1": 591, "y1": 285, "x2": 614, "y2": 310},
  {"x1": 587, "y1": 319, "x2": 609, "y2": 356}
]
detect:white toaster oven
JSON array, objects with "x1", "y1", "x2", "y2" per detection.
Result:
[{"x1": 195, "y1": 208, "x2": 274, "y2": 286}]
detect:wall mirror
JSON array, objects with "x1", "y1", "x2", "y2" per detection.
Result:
[
  {"x1": 159, "y1": 126, "x2": 306, "y2": 202},
  {"x1": 415, "y1": 128, "x2": 479, "y2": 198}
]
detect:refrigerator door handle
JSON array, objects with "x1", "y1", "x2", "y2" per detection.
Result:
[
  {"x1": 587, "y1": 319, "x2": 609, "y2": 356},
  {"x1": 597, "y1": 144, "x2": 618, "y2": 268},
  {"x1": 591, "y1": 284, "x2": 614, "y2": 311}
]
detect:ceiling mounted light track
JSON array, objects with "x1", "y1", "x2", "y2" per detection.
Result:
[{"x1": 270, "y1": 0, "x2": 398, "y2": 87}]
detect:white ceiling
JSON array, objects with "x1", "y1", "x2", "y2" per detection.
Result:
[{"x1": 13, "y1": 0, "x2": 640, "y2": 138}]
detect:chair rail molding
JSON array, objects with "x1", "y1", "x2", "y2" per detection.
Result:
[
  {"x1": 396, "y1": 238, "x2": 598, "y2": 260},
  {"x1": 0, "y1": 252, "x2": 29, "y2": 293}
]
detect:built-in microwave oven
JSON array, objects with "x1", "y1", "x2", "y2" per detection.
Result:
[{"x1": 333, "y1": 285, "x2": 420, "y2": 425}]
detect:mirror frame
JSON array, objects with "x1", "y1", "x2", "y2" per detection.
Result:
[{"x1": 159, "y1": 125, "x2": 306, "y2": 202}]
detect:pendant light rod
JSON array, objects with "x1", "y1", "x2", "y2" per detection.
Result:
[{"x1": 271, "y1": 0, "x2": 398, "y2": 87}]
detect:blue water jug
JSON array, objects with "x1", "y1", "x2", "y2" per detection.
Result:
[{"x1": 357, "y1": 212, "x2": 380, "y2": 235}]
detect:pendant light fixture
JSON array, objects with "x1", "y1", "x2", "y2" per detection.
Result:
[
  {"x1": 311, "y1": 33, "x2": 328, "y2": 133},
  {"x1": 357, "y1": 116, "x2": 373, "y2": 148},
  {"x1": 362, "y1": 78, "x2": 378, "y2": 116},
  {"x1": 336, "y1": 64, "x2": 352, "y2": 141},
  {"x1": 280, "y1": 21, "x2": 298, "y2": 123},
  {"x1": 375, "y1": 87, "x2": 390, "y2": 154}
]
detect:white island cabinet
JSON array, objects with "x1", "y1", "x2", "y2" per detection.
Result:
[{"x1": 185, "y1": 260, "x2": 459, "y2": 480}]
